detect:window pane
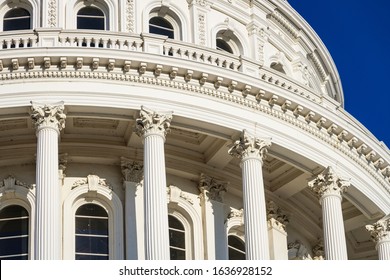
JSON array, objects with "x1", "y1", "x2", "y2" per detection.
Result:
[
  {"x1": 228, "y1": 247, "x2": 245, "y2": 260},
  {"x1": 149, "y1": 17, "x2": 174, "y2": 39},
  {"x1": 3, "y1": 8, "x2": 31, "y2": 31},
  {"x1": 0, "y1": 236, "x2": 28, "y2": 257},
  {"x1": 170, "y1": 248, "x2": 185, "y2": 260},
  {"x1": 228, "y1": 235, "x2": 245, "y2": 251},
  {"x1": 75, "y1": 254, "x2": 108, "y2": 260},
  {"x1": 168, "y1": 215, "x2": 184, "y2": 230},
  {"x1": 76, "y1": 217, "x2": 108, "y2": 235},
  {"x1": 0, "y1": 205, "x2": 28, "y2": 219},
  {"x1": 0, "y1": 218, "x2": 28, "y2": 237},
  {"x1": 216, "y1": 39, "x2": 233, "y2": 54},
  {"x1": 75, "y1": 236, "x2": 108, "y2": 254},
  {"x1": 77, "y1": 7, "x2": 105, "y2": 30},
  {"x1": 169, "y1": 230, "x2": 185, "y2": 249},
  {"x1": 76, "y1": 204, "x2": 107, "y2": 217}
]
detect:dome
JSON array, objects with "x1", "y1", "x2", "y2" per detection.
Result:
[{"x1": 0, "y1": 0, "x2": 389, "y2": 260}]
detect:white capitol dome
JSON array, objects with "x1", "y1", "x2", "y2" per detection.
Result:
[{"x1": 0, "y1": 0, "x2": 389, "y2": 260}]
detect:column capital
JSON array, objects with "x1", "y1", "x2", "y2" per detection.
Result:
[
  {"x1": 312, "y1": 239, "x2": 325, "y2": 260},
  {"x1": 228, "y1": 130, "x2": 271, "y2": 161},
  {"x1": 266, "y1": 200, "x2": 289, "y2": 231},
  {"x1": 135, "y1": 106, "x2": 173, "y2": 140},
  {"x1": 366, "y1": 215, "x2": 390, "y2": 243},
  {"x1": 30, "y1": 101, "x2": 66, "y2": 132},
  {"x1": 198, "y1": 173, "x2": 228, "y2": 203},
  {"x1": 121, "y1": 157, "x2": 144, "y2": 183},
  {"x1": 307, "y1": 166, "x2": 350, "y2": 201}
]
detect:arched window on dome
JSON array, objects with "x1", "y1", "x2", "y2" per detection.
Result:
[
  {"x1": 0, "y1": 205, "x2": 29, "y2": 260},
  {"x1": 3, "y1": 8, "x2": 31, "y2": 31},
  {"x1": 270, "y1": 62, "x2": 286, "y2": 74},
  {"x1": 77, "y1": 6, "x2": 105, "y2": 30},
  {"x1": 228, "y1": 235, "x2": 245, "y2": 260},
  {"x1": 149, "y1": 16, "x2": 174, "y2": 39},
  {"x1": 75, "y1": 203, "x2": 109, "y2": 260},
  {"x1": 215, "y1": 30, "x2": 243, "y2": 56},
  {"x1": 168, "y1": 215, "x2": 186, "y2": 260}
]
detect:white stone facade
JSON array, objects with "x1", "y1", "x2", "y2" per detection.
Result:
[{"x1": 0, "y1": 0, "x2": 389, "y2": 260}]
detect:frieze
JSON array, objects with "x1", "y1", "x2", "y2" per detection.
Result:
[{"x1": 0, "y1": 60, "x2": 389, "y2": 193}]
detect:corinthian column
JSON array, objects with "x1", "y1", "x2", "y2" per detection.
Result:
[
  {"x1": 366, "y1": 215, "x2": 390, "y2": 260},
  {"x1": 308, "y1": 167, "x2": 350, "y2": 260},
  {"x1": 228, "y1": 130, "x2": 271, "y2": 260},
  {"x1": 136, "y1": 106, "x2": 173, "y2": 260},
  {"x1": 31, "y1": 101, "x2": 66, "y2": 260}
]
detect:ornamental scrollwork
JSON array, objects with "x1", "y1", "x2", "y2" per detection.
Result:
[
  {"x1": 198, "y1": 173, "x2": 228, "y2": 202},
  {"x1": 30, "y1": 101, "x2": 66, "y2": 131},
  {"x1": 228, "y1": 130, "x2": 271, "y2": 160},
  {"x1": 307, "y1": 166, "x2": 350, "y2": 199},
  {"x1": 121, "y1": 157, "x2": 144, "y2": 183},
  {"x1": 366, "y1": 215, "x2": 390, "y2": 243},
  {"x1": 135, "y1": 106, "x2": 173, "y2": 138}
]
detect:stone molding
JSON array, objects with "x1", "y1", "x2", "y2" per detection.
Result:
[
  {"x1": 366, "y1": 215, "x2": 390, "y2": 243},
  {"x1": 0, "y1": 175, "x2": 34, "y2": 190},
  {"x1": 308, "y1": 166, "x2": 350, "y2": 200},
  {"x1": 48, "y1": 0, "x2": 57, "y2": 27},
  {"x1": 198, "y1": 173, "x2": 228, "y2": 202},
  {"x1": 30, "y1": 101, "x2": 66, "y2": 131},
  {"x1": 71, "y1": 175, "x2": 112, "y2": 191},
  {"x1": 228, "y1": 130, "x2": 271, "y2": 161},
  {"x1": 135, "y1": 106, "x2": 173, "y2": 139},
  {"x1": 121, "y1": 157, "x2": 144, "y2": 183}
]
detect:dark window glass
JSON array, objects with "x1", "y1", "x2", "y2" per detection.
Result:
[
  {"x1": 77, "y1": 7, "x2": 105, "y2": 30},
  {"x1": 216, "y1": 39, "x2": 233, "y2": 54},
  {"x1": 75, "y1": 204, "x2": 108, "y2": 260},
  {"x1": 228, "y1": 235, "x2": 245, "y2": 260},
  {"x1": 0, "y1": 205, "x2": 29, "y2": 260},
  {"x1": 149, "y1": 17, "x2": 174, "y2": 39},
  {"x1": 168, "y1": 215, "x2": 185, "y2": 260},
  {"x1": 3, "y1": 8, "x2": 31, "y2": 31}
]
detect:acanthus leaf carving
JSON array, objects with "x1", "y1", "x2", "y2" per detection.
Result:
[
  {"x1": 228, "y1": 130, "x2": 271, "y2": 160},
  {"x1": 30, "y1": 101, "x2": 66, "y2": 131},
  {"x1": 121, "y1": 157, "x2": 144, "y2": 183},
  {"x1": 198, "y1": 173, "x2": 228, "y2": 202},
  {"x1": 135, "y1": 106, "x2": 173, "y2": 138},
  {"x1": 71, "y1": 175, "x2": 112, "y2": 191},
  {"x1": 366, "y1": 215, "x2": 390, "y2": 243}
]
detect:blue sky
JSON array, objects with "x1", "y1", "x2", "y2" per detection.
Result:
[{"x1": 287, "y1": 0, "x2": 390, "y2": 147}]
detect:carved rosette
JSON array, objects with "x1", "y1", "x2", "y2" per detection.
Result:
[
  {"x1": 267, "y1": 200, "x2": 289, "y2": 230},
  {"x1": 366, "y1": 216, "x2": 390, "y2": 243},
  {"x1": 121, "y1": 157, "x2": 144, "y2": 183},
  {"x1": 198, "y1": 173, "x2": 228, "y2": 203},
  {"x1": 30, "y1": 102, "x2": 66, "y2": 132},
  {"x1": 228, "y1": 130, "x2": 271, "y2": 161},
  {"x1": 307, "y1": 167, "x2": 350, "y2": 200},
  {"x1": 135, "y1": 106, "x2": 173, "y2": 140}
]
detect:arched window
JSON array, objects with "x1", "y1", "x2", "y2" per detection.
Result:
[
  {"x1": 168, "y1": 215, "x2": 185, "y2": 260},
  {"x1": 271, "y1": 62, "x2": 286, "y2": 74},
  {"x1": 3, "y1": 8, "x2": 31, "y2": 31},
  {"x1": 216, "y1": 39, "x2": 233, "y2": 54},
  {"x1": 0, "y1": 205, "x2": 29, "y2": 260},
  {"x1": 149, "y1": 17, "x2": 174, "y2": 39},
  {"x1": 228, "y1": 235, "x2": 245, "y2": 260},
  {"x1": 77, "y1": 7, "x2": 105, "y2": 30},
  {"x1": 75, "y1": 203, "x2": 108, "y2": 260}
]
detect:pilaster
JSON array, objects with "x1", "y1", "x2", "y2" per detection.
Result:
[
  {"x1": 267, "y1": 201, "x2": 288, "y2": 260},
  {"x1": 121, "y1": 158, "x2": 144, "y2": 260},
  {"x1": 198, "y1": 173, "x2": 228, "y2": 260}
]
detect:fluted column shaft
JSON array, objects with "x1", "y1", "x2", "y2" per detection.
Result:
[
  {"x1": 366, "y1": 215, "x2": 390, "y2": 260},
  {"x1": 320, "y1": 193, "x2": 348, "y2": 259},
  {"x1": 228, "y1": 130, "x2": 271, "y2": 260},
  {"x1": 241, "y1": 156, "x2": 269, "y2": 259},
  {"x1": 136, "y1": 107, "x2": 172, "y2": 260},
  {"x1": 31, "y1": 102, "x2": 66, "y2": 260},
  {"x1": 308, "y1": 167, "x2": 350, "y2": 260}
]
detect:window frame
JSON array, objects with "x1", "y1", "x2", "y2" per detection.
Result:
[
  {"x1": 148, "y1": 9, "x2": 181, "y2": 40},
  {"x1": 3, "y1": 7, "x2": 31, "y2": 31}
]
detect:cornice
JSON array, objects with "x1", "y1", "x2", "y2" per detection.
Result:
[{"x1": 0, "y1": 55, "x2": 389, "y2": 194}]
